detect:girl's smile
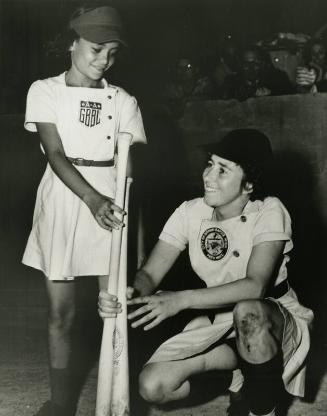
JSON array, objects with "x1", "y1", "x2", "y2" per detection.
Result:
[{"x1": 67, "y1": 38, "x2": 120, "y2": 87}]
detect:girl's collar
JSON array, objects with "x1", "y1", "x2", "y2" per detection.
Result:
[{"x1": 62, "y1": 72, "x2": 109, "y2": 89}]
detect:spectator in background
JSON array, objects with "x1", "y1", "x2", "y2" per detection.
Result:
[
  {"x1": 161, "y1": 57, "x2": 213, "y2": 119},
  {"x1": 296, "y1": 38, "x2": 327, "y2": 93},
  {"x1": 222, "y1": 45, "x2": 293, "y2": 101},
  {"x1": 211, "y1": 34, "x2": 240, "y2": 99}
]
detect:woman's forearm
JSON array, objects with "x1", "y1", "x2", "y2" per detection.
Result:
[
  {"x1": 180, "y1": 277, "x2": 265, "y2": 311},
  {"x1": 133, "y1": 269, "x2": 157, "y2": 296}
]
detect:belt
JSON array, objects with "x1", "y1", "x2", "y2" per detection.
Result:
[
  {"x1": 266, "y1": 279, "x2": 290, "y2": 299},
  {"x1": 67, "y1": 157, "x2": 114, "y2": 167}
]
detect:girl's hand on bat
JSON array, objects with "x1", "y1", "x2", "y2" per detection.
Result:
[
  {"x1": 127, "y1": 291, "x2": 181, "y2": 330},
  {"x1": 98, "y1": 290, "x2": 122, "y2": 319}
]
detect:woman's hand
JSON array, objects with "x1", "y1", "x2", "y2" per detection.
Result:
[
  {"x1": 98, "y1": 290, "x2": 122, "y2": 319},
  {"x1": 85, "y1": 192, "x2": 125, "y2": 230},
  {"x1": 127, "y1": 290, "x2": 183, "y2": 330}
]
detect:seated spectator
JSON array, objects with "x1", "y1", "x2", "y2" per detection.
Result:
[
  {"x1": 296, "y1": 38, "x2": 327, "y2": 93},
  {"x1": 161, "y1": 57, "x2": 214, "y2": 119},
  {"x1": 222, "y1": 45, "x2": 293, "y2": 101},
  {"x1": 211, "y1": 34, "x2": 240, "y2": 99}
]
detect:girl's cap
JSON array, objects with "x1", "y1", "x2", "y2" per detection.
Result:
[
  {"x1": 70, "y1": 6, "x2": 127, "y2": 46},
  {"x1": 202, "y1": 129, "x2": 272, "y2": 170}
]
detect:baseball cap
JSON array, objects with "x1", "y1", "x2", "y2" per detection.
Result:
[
  {"x1": 202, "y1": 129, "x2": 272, "y2": 170},
  {"x1": 70, "y1": 6, "x2": 127, "y2": 46}
]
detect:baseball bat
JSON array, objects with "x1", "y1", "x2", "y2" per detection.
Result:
[
  {"x1": 96, "y1": 132, "x2": 132, "y2": 416},
  {"x1": 111, "y1": 177, "x2": 132, "y2": 415}
]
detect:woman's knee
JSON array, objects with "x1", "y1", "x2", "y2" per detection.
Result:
[
  {"x1": 233, "y1": 299, "x2": 266, "y2": 327},
  {"x1": 233, "y1": 300, "x2": 281, "y2": 360},
  {"x1": 233, "y1": 300, "x2": 270, "y2": 342},
  {"x1": 138, "y1": 364, "x2": 167, "y2": 403}
]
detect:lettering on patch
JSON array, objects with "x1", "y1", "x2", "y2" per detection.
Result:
[
  {"x1": 79, "y1": 101, "x2": 101, "y2": 127},
  {"x1": 200, "y1": 227, "x2": 228, "y2": 260}
]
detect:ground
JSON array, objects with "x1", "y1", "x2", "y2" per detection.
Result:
[{"x1": 1, "y1": 324, "x2": 327, "y2": 416}]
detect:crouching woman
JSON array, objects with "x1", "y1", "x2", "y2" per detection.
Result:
[{"x1": 99, "y1": 129, "x2": 313, "y2": 416}]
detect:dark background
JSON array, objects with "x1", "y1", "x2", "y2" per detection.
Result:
[
  {"x1": 2, "y1": 0, "x2": 327, "y2": 113},
  {"x1": 1, "y1": 1, "x2": 327, "y2": 412}
]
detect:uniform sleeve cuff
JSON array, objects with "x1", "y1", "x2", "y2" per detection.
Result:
[{"x1": 159, "y1": 232, "x2": 186, "y2": 251}]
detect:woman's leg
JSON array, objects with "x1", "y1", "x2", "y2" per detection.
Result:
[
  {"x1": 233, "y1": 299, "x2": 285, "y2": 416},
  {"x1": 139, "y1": 342, "x2": 238, "y2": 404},
  {"x1": 45, "y1": 279, "x2": 76, "y2": 411}
]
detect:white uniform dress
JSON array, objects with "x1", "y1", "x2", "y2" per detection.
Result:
[
  {"x1": 148, "y1": 196, "x2": 313, "y2": 397},
  {"x1": 23, "y1": 72, "x2": 146, "y2": 280}
]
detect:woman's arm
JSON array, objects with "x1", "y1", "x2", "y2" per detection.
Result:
[
  {"x1": 132, "y1": 239, "x2": 182, "y2": 296},
  {"x1": 98, "y1": 240, "x2": 181, "y2": 318},
  {"x1": 182, "y1": 240, "x2": 285, "y2": 310},
  {"x1": 37, "y1": 122, "x2": 124, "y2": 230},
  {"x1": 127, "y1": 240, "x2": 285, "y2": 330}
]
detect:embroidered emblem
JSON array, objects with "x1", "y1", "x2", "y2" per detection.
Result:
[
  {"x1": 79, "y1": 101, "x2": 101, "y2": 127},
  {"x1": 201, "y1": 227, "x2": 228, "y2": 260}
]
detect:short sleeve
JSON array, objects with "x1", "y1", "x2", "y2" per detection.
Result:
[
  {"x1": 24, "y1": 80, "x2": 57, "y2": 132},
  {"x1": 117, "y1": 92, "x2": 146, "y2": 145},
  {"x1": 159, "y1": 202, "x2": 189, "y2": 251},
  {"x1": 253, "y1": 198, "x2": 293, "y2": 254}
]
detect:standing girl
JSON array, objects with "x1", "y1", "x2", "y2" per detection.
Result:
[{"x1": 23, "y1": 5, "x2": 146, "y2": 415}]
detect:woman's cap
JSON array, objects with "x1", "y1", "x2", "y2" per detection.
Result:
[
  {"x1": 70, "y1": 6, "x2": 127, "y2": 46},
  {"x1": 202, "y1": 129, "x2": 272, "y2": 170}
]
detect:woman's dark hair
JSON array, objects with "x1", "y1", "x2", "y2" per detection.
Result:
[{"x1": 241, "y1": 163, "x2": 268, "y2": 201}]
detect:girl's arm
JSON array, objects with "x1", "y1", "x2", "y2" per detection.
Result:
[{"x1": 36, "y1": 122, "x2": 124, "y2": 230}]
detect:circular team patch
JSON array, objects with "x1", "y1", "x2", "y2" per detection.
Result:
[{"x1": 201, "y1": 227, "x2": 228, "y2": 261}]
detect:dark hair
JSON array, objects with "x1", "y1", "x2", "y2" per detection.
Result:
[{"x1": 241, "y1": 163, "x2": 268, "y2": 201}]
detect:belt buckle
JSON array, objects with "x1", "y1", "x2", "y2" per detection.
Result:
[{"x1": 73, "y1": 157, "x2": 85, "y2": 166}]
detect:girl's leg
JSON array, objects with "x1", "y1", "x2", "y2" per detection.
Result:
[
  {"x1": 45, "y1": 279, "x2": 76, "y2": 412},
  {"x1": 233, "y1": 299, "x2": 285, "y2": 416},
  {"x1": 139, "y1": 343, "x2": 238, "y2": 404}
]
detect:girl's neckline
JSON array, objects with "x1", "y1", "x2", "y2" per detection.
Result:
[{"x1": 63, "y1": 72, "x2": 108, "y2": 89}]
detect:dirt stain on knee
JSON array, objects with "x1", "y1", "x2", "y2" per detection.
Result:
[{"x1": 240, "y1": 312, "x2": 259, "y2": 338}]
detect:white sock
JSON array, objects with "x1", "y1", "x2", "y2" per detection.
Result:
[
  {"x1": 228, "y1": 368, "x2": 244, "y2": 393},
  {"x1": 249, "y1": 409, "x2": 276, "y2": 416}
]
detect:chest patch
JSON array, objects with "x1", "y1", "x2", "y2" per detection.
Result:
[
  {"x1": 79, "y1": 101, "x2": 102, "y2": 127},
  {"x1": 200, "y1": 227, "x2": 228, "y2": 261}
]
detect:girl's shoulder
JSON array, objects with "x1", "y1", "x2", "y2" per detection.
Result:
[
  {"x1": 106, "y1": 83, "x2": 138, "y2": 102},
  {"x1": 29, "y1": 73, "x2": 65, "y2": 93}
]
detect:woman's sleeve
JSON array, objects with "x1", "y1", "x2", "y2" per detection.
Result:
[
  {"x1": 117, "y1": 92, "x2": 147, "y2": 145},
  {"x1": 24, "y1": 80, "x2": 57, "y2": 132},
  {"x1": 159, "y1": 202, "x2": 189, "y2": 251},
  {"x1": 253, "y1": 198, "x2": 293, "y2": 254}
]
